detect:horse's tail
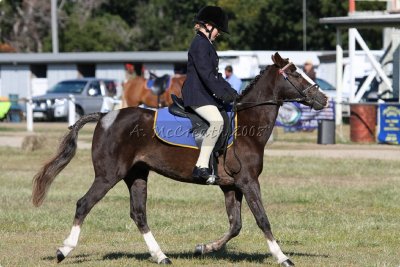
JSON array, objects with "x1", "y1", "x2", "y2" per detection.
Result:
[{"x1": 32, "y1": 113, "x2": 102, "y2": 207}]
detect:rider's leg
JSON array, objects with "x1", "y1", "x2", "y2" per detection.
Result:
[{"x1": 192, "y1": 105, "x2": 224, "y2": 168}]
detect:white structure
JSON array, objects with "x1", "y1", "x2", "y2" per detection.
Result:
[{"x1": 320, "y1": 12, "x2": 400, "y2": 125}]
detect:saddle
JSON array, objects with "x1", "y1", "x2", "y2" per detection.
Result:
[
  {"x1": 147, "y1": 74, "x2": 171, "y2": 96},
  {"x1": 167, "y1": 94, "x2": 234, "y2": 179}
]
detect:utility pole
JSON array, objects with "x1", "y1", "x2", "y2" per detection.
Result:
[{"x1": 51, "y1": 0, "x2": 59, "y2": 53}]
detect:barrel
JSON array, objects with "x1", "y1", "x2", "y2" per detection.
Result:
[{"x1": 350, "y1": 104, "x2": 377, "y2": 143}]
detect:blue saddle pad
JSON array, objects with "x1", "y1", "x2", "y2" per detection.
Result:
[{"x1": 154, "y1": 108, "x2": 236, "y2": 149}]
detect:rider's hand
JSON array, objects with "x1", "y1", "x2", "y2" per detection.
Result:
[{"x1": 221, "y1": 89, "x2": 238, "y2": 104}]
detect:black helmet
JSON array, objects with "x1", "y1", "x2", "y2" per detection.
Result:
[{"x1": 195, "y1": 6, "x2": 229, "y2": 34}]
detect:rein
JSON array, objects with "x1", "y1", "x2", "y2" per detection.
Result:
[{"x1": 222, "y1": 62, "x2": 318, "y2": 176}]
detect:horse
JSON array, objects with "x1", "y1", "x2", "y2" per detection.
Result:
[
  {"x1": 122, "y1": 74, "x2": 185, "y2": 108},
  {"x1": 32, "y1": 52, "x2": 327, "y2": 266}
]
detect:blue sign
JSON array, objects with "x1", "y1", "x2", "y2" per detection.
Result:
[
  {"x1": 276, "y1": 100, "x2": 335, "y2": 131},
  {"x1": 377, "y1": 104, "x2": 400, "y2": 145}
]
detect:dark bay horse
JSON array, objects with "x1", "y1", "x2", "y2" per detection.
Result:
[
  {"x1": 32, "y1": 53, "x2": 327, "y2": 266},
  {"x1": 123, "y1": 75, "x2": 185, "y2": 108}
]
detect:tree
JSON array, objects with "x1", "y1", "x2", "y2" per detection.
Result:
[
  {"x1": 60, "y1": 14, "x2": 134, "y2": 52},
  {"x1": 131, "y1": 0, "x2": 209, "y2": 51},
  {"x1": 0, "y1": 0, "x2": 389, "y2": 52},
  {"x1": 0, "y1": 0, "x2": 52, "y2": 52}
]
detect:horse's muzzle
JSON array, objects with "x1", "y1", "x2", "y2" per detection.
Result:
[{"x1": 304, "y1": 86, "x2": 328, "y2": 110}]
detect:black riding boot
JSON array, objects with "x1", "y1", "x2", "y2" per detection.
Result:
[
  {"x1": 192, "y1": 166, "x2": 211, "y2": 179},
  {"x1": 192, "y1": 166, "x2": 219, "y2": 184}
]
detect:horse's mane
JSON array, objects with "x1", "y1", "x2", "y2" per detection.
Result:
[{"x1": 238, "y1": 65, "x2": 271, "y2": 100}]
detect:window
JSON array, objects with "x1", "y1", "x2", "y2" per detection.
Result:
[
  {"x1": 47, "y1": 81, "x2": 87, "y2": 94},
  {"x1": 77, "y1": 64, "x2": 95, "y2": 77},
  {"x1": 31, "y1": 64, "x2": 47, "y2": 78}
]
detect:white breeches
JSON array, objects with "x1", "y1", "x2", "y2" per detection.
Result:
[{"x1": 193, "y1": 105, "x2": 224, "y2": 168}]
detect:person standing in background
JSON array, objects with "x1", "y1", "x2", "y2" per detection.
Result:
[
  {"x1": 224, "y1": 65, "x2": 242, "y2": 93},
  {"x1": 125, "y1": 63, "x2": 136, "y2": 81},
  {"x1": 302, "y1": 59, "x2": 316, "y2": 81}
]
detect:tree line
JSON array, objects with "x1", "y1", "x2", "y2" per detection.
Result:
[{"x1": 0, "y1": 0, "x2": 386, "y2": 53}]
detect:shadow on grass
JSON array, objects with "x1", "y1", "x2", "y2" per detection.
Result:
[
  {"x1": 101, "y1": 246, "x2": 329, "y2": 264},
  {"x1": 42, "y1": 253, "x2": 92, "y2": 264},
  {"x1": 42, "y1": 247, "x2": 329, "y2": 264}
]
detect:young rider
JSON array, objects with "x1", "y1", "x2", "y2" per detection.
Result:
[{"x1": 181, "y1": 6, "x2": 238, "y2": 181}]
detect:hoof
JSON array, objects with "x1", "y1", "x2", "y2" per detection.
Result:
[
  {"x1": 281, "y1": 259, "x2": 295, "y2": 267},
  {"x1": 56, "y1": 249, "x2": 65, "y2": 263},
  {"x1": 159, "y1": 258, "x2": 172, "y2": 264},
  {"x1": 194, "y1": 244, "x2": 205, "y2": 256}
]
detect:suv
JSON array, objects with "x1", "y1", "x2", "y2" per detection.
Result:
[{"x1": 32, "y1": 78, "x2": 117, "y2": 121}]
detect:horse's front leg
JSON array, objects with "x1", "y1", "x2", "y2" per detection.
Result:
[
  {"x1": 194, "y1": 186, "x2": 243, "y2": 255},
  {"x1": 237, "y1": 178, "x2": 294, "y2": 267}
]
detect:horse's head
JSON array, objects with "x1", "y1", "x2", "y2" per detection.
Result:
[{"x1": 271, "y1": 52, "x2": 328, "y2": 110}]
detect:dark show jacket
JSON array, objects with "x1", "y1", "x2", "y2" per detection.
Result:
[{"x1": 181, "y1": 31, "x2": 234, "y2": 108}]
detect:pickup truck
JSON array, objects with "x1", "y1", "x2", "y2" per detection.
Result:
[{"x1": 32, "y1": 78, "x2": 117, "y2": 121}]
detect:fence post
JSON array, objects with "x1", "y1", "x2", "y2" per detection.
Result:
[
  {"x1": 68, "y1": 94, "x2": 75, "y2": 126},
  {"x1": 26, "y1": 98, "x2": 33, "y2": 132}
]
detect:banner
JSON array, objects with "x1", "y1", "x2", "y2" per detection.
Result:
[
  {"x1": 276, "y1": 100, "x2": 335, "y2": 131},
  {"x1": 377, "y1": 104, "x2": 400, "y2": 145}
]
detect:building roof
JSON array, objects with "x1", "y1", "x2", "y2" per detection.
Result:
[
  {"x1": 320, "y1": 13, "x2": 400, "y2": 28},
  {"x1": 0, "y1": 51, "x2": 188, "y2": 64}
]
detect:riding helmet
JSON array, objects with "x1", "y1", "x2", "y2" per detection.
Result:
[{"x1": 194, "y1": 6, "x2": 229, "y2": 34}]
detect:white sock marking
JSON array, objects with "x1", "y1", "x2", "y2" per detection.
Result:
[
  {"x1": 143, "y1": 231, "x2": 167, "y2": 263},
  {"x1": 58, "y1": 225, "x2": 81, "y2": 257},
  {"x1": 267, "y1": 239, "x2": 289, "y2": 264}
]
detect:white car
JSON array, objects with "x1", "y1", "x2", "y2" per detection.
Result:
[{"x1": 316, "y1": 78, "x2": 350, "y2": 117}]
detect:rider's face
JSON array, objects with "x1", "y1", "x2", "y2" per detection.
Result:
[{"x1": 205, "y1": 24, "x2": 220, "y2": 41}]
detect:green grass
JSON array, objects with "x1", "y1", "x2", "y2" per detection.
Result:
[{"x1": 1, "y1": 142, "x2": 399, "y2": 267}]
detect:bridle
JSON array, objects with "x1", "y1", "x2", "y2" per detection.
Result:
[
  {"x1": 234, "y1": 62, "x2": 319, "y2": 111},
  {"x1": 223, "y1": 62, "x2": 320, "y2": 176}
]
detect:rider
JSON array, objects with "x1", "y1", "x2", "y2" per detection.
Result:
[{"x1": 181, "y1": 6, "x2": 238, "y2": 181}]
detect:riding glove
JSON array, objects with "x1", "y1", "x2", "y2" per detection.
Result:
[{"x1": 221, "y1": 89, "x2": 239, "y2": 104}]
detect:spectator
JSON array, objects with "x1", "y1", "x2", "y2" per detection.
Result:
[
  {"x1": 224, "y1": 65, "x2": 242, "y2": 93},
  {"x1": 125, "y1": 63, "x2": 136, "y2": 81},
  {"x1": 302, "y1": 59, "x2": 316, "y2": 81}
]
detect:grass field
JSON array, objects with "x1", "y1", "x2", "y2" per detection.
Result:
[{"x1": 0, "y1": 123, "x2": 399, "y2": 267}]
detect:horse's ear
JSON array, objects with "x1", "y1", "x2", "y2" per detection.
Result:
[
  {"x1": 271, "y1": 54, "x2": 277, "y2": 65},
  {"x1": 272, "y1": 52, "x2": 284, "y2": 66}
]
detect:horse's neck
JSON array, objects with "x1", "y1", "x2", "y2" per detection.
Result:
[
  {"x1": 238, "y1": 68, "x2": 279, "y2": 146},
  {"x1": 240, "y1": 68, "x2": 275, "y2": 103}
]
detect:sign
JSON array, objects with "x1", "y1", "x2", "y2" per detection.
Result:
[
  {"x1": 276, "y1": 100, "x2": 335, "y2": 131},
  {"x1": 377, "y1": 104, "x2": 400, "y2": 145}
]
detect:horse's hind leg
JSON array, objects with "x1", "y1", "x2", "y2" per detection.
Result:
[
  {"x1": 124, "y1": 167, "x2": 171, "y2": 264},
  {"x1": 56, "y1": 176, "x2": 119, "y2": 262},
  {"x1": 238, "y1": 179, "x2": 294, "y2": 267},
  {"x1": 195, "y1": 186, "x2": 243, "y2": 255}
]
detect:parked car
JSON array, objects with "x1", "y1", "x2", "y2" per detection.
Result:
[
  {"x1": 32, "y1": 78, "x2": 117, "y2": 121},
  {"x1": 315, "y1": 78, "x2": 350, "y2": 117}
]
